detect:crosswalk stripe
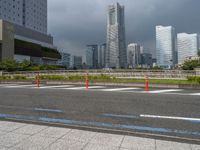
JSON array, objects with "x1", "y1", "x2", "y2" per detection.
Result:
[
  {"x1": 66, "y1": 86, "x2": 105, "y2": 90},
  {"x1": 3, "y1": 85, "x2": 36, "y2": 88},
  {"x1": 36, "y1": 85, "x2": 73, "y2": 89},
  {"x1": 0, "y1": 84, "x2": 199, "y2": 96},
  {"x1": 0, "y1": 84, "x2": 18, "y2": 86},
  {"x1": 147, "y1": 89, "x2": 183, "y2": 94},
  {"x1": 100, "y1": 87, "x2": 140, "y2": 91},
  {"x1": 189, "y1": 93, "x2": 200, "y2": 96}
]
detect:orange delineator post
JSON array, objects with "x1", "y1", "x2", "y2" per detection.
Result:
[
  {"x1": 36, "y1": 73, "x2": 40, "y2": 88},
  {"x1": 145, "y1": 75, "x2": 149, "y2": 92},
  {"x1": 85, "y1": 72, "x2": 89, "y2": 90}
]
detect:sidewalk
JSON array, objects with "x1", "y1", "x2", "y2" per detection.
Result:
[{"x1": 0, "y1": 120, "x2": 199, "y2": 150}]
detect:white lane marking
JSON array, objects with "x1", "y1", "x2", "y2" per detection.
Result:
[
  {"x1": 140, "y1": 114, "x2": 200, "y2": 122},
  {"x1": 0, "y1": 84, "x2": 18, "y2": 87},
  {"x1": 35, "y1": 85, "x2": 73, "y2": 89},
  {"x1": 189, "y1": 93, "x2": 200, "y2": 96},
  {"x1": 3, "y1": 84, "x2": 36, "y2": 88},
  {"x1": 100, "y1": 87, "x2": 140, "y2": 91},
  {"x1": 147, "y1": 89, "x2": 183, "y2": 93},
  {"x1": 66, "y1": 86, "x2": 105, "y2": 90}
]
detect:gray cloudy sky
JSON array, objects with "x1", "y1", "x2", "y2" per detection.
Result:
[{"x1": 48, "y1": 0, "x2": 200, "y2": 59}]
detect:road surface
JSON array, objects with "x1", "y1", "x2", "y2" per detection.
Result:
[{"x1": 0, "y1": 83, "x2": 199, "y2": 142}]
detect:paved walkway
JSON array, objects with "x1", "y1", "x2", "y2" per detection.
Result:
[{"x1": 0, "y1": 120, "x2": 199, "y2": 150}]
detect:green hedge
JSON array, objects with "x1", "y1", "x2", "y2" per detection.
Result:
[{"x1": 187, "y1": 76, "x2": 200, "y2": 84}]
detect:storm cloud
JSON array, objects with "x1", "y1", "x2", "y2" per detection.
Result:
[{"x1": 48, "y1": 0, "x2": 200, "y2": 59}]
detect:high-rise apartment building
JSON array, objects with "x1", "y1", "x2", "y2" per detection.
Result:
[
  {"x1": 86, "y1": 45, "x2": 94, "y2": 69},
  {"x1": 106, "y1": 3, "x2": 127, "y2": 69},
  {"x1": 86, "y1": 45, "x2": 99, "y2": 69},
  {"x1": 127, "y1": 43, "x2": 141, "y2": 68},
  {"x1": 0, "y1": 0, "x2": 47, "y2": 34},
  {"x1": 156, "y1": 26, "x2": 176, "y2": 68},
  {"x1": 177, "y1": 33, "x2": 199, "y2": 64}
]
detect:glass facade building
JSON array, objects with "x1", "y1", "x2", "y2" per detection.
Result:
[
  {"x1": 156, "y1": 26, "x2": 176, "y2": 68},
  {"x1": 177, "y1": 33, "x2": 199, "y2": 64}
]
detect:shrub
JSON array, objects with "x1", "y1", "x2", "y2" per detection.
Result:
[
  {"x1": 13, "y1": 75, "x2": 27, "y2": 80},
  {"x1": 39, "y1": 75, "x2": 66, "y2": 80},
  {"x1": 0, "y1": 76, "x2": 12, "y2": 80},
  {"x1": 187, "y1": 76, "x2": 200, "y2": 84}
]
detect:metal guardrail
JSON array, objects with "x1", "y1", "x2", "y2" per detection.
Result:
[{"x1": 1, "y1": 70, "x2": 199, "y2": 79}]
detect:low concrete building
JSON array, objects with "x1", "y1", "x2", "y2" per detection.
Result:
[{"x1": 0, "y1": 20, "x2": 60, "y2": 64}]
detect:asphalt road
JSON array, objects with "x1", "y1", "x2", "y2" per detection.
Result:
[{"x1": 0, "y1": 84, "x2": 199, "y2": 142}]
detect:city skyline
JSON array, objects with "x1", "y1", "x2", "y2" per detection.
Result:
[{"x1": 48, "y1": 0, "x2": 200, "y2": 58}]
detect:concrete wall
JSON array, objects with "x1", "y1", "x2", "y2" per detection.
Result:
[
  {"x1": 0, "y1": 20, "x2": 2, "y2": 41},
  {"x1": 0, "y1": 20, "x2": 15, "y2": 60},
  {"x1": 15, "y1": 23, "x2": 53, "y2": 44},
  {"x1": 0, "y1": 20, "x2": 2, "y2": 61}
]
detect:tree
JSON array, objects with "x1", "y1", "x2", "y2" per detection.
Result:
[
  {"x1": 0, "y1": 59, "x2": 20, "y2": 72},
  {"x1": 0, "y1": 59, "x2": 31, "y2": 72},
  {"x1": 198, "y1": 50, "x2": 200, "y2": 57},
  {"x1": 181, "y1": 59, "x2": 200, "y2": 70}
]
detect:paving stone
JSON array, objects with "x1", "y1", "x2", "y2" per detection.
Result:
[
  {"x1": 83, "y1": 143, "x2": 119, "y2": 150},
  {"x1": 0, "y1": 121, "x2": 26, "y2": 132},
  {"x1": 11, "y1": 135, "x2": 57, "y2": 150},
  {"x1": 0, "y1": 132, "x2": 30, "y2": 148},
  {"x1": 121, "y1": 136, "x2": 155, "y2": 150},
  {"x1": 156, "y1": 140, "x2": 192, "y2": 150},
  {"x1": 48, "y1": 139, "x2": 87, "y2": 150},
  {"x1": 13, "y1": 124, "x2": 47, "y2": 135},
  {"x1": 37, "y1": 126, "x2": 71, "y2": 138},
  {"x1": 90, "y1": 133, "x2": 124, "y2": 147},
  {"x1": 62, "y1": 129, "x2": 97, "y2": 142},
  {"x1": 191, "y1": 144, "x2": 200, "y2": 150},
  {"x1": 0, "y1": 131, "x2": 6, "y2": 137},
  {"x1": 0, "y1": 146, "x2": 7, "y2": 150}
]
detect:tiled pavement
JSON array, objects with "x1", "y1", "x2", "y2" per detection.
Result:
[{"x1": 0, "y1": 120, "x2": 199, "y2": 150}]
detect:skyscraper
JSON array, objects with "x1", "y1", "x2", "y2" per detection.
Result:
[
  {"x1": 86, "y1": 45, "x2": 99, "y2": 69},
  {"x1": 99, "y1": 43, "x2": 106, "y2": 68},
  {"x1": 0, "y1": 0, "x2": 47, "y2": 34},
  {"x1": 127, "y1": 43, "x2": 142, "y2": 68},
  {"x1": 106, "y1": 3, "x2": 127, "y2": 69},
  {"x1": 177, "y1": 33, "x2": 199, "y2": 64},
  {"x1": 156, "y1": 26, "x2": 176, "y2": 68}
]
